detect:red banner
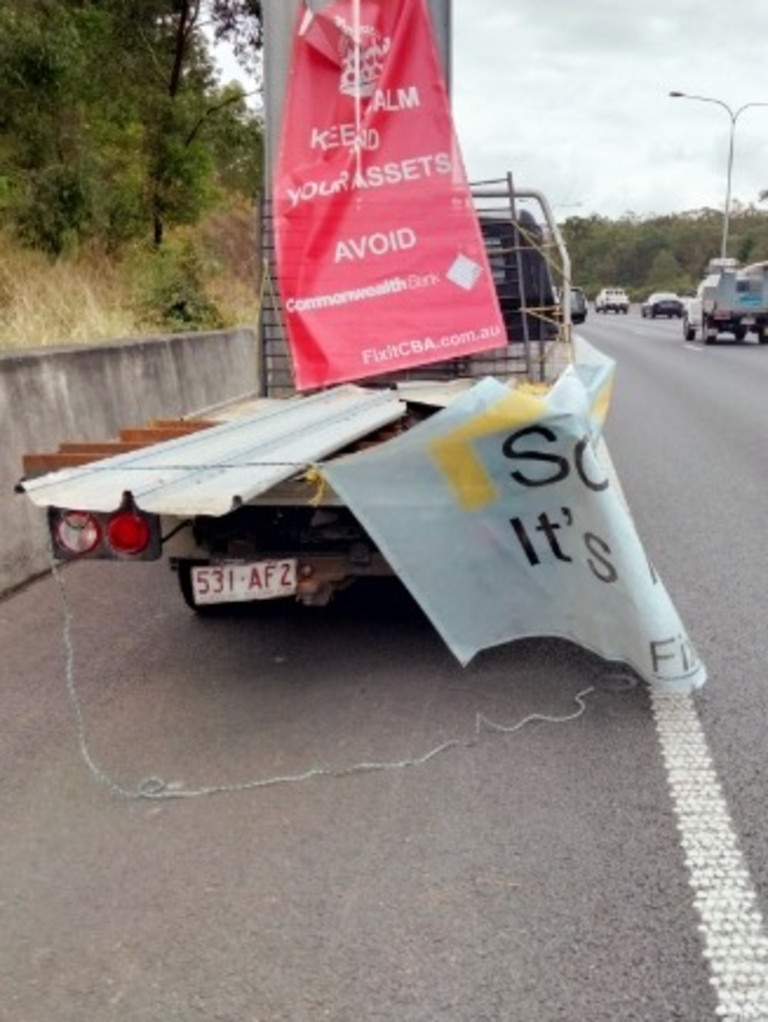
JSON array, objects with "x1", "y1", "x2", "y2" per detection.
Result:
[{"x1": 273, "y1": 0, "x2": 507, "y2": 390}]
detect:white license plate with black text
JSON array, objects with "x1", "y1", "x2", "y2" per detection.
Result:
[{"x1": 191, "y1": 560, "x2": 298, "y2": 604}]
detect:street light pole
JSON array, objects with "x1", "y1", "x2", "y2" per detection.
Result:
[{"x1": 669, "y1": 91, "x2": 768, "y2": 260}]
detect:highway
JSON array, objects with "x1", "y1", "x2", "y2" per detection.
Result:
[{"x1": 2, "y1": 310, "x2": 767, "y2": 1021}]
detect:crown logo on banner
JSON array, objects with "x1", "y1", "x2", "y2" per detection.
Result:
[{"x1": 334, "y1": 15, "x2": 391, "y2": 99}]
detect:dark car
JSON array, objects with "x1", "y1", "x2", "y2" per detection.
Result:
[
  {"x1": 641, "y1": 291, "x2": 684, "y2": 318},
  {"x1": 570, "y1": 286, "x2": 588, "y2": 324}
]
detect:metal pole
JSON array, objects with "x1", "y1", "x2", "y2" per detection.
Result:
[
  {"x1": 721, "y1": 113, "x2": 736, "y2": 261},
  {"x1": 669, "y1": 92, "x2": 768, "y2": 261}
]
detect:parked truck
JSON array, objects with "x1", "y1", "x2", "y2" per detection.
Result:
[
  {"x1": 20, "y1": 177, "x2": 572, "y2": 613},
  {"x1": 683, "y1": 257, "x2": 768, "y2": 344},
  {"x1": 17, "y1": 0, "x2": 575, "y2": 615}
]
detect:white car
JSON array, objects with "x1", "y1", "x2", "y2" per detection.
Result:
[{"x1": 595, "y1": 287, "x2": 630, "y2": 314}]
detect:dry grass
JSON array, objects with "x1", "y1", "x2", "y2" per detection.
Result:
[
  {"x1": 0, "y1": 239, "x2": 135, "y2": 348},
  {"x1": 0, "y1": 197, "x2": 262, "y2": 351}
]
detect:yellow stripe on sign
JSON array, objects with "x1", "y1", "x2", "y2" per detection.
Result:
[
  {"x1": 589, "y1": 375, "x2": 614, "y2": 428},
  {"x1": 429, "y1": 387, "x2": 547, "y2": 512}
]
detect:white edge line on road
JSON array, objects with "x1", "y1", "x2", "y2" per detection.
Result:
[
  {"x1": 651, "y1": 692, "x2": 768, "y2": 1020},
  {"x1": 600, "y1": 439, "x2": 768, "y2": 1019}
]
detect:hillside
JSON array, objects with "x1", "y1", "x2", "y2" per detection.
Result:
[{"x1": 0, "y1": 198, "x2": 261, "y2": 351}]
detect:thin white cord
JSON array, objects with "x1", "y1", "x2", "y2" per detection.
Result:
[
  {"x1": 50, "y1": 547, "x2": 596, "y2": 802},
  {"x1": 353, "y1": 0, "x2": 363, "y2": 183}
]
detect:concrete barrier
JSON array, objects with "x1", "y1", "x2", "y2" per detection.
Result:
[{"x1": 1, "y1": 328, "x2": 259, "y2": 597}]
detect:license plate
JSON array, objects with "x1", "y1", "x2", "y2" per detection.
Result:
[{"x1": 191, "y1": 560, "x2": 298, "y2": 604}]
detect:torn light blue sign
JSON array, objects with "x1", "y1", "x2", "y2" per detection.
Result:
[{"x1": 321, "y1": 339, "x2": 706, "y2": 693}]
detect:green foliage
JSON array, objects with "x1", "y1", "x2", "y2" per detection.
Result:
[
  {"x1": 0, "y1": 0, "x2": 263, "y2": 254},
  {"x1": 560, "y1": 205, "x2": 768, "y2": 300},
  {"x1": 211, "y1": 0, "x2": 263, "y2": 73},
  {"x1": 645, "y1": 250, "x2": 684, "y2": 295},
  {"x1": 146, "y1": 99, "x2": 219, "y2": 241},
  {"x1": 15, "y1": 164, "x2": 92, "y2": 256},
  {"x1": 195, "y1": 87, "x2": 264, "y2": 197},
  {"x1": 133, "y1": 239, "x2": 225, "y2": 332}
]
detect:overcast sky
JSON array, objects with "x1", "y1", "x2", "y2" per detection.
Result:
[
  {"x1": 451, "y1": 0, "x2": 768, "y2": 221},
  {"x1": 214, "y1": 1, "x2": 768, "y2": 223}
]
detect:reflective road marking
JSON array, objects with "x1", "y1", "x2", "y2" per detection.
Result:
[{"x1": 652, "y1": 692, "x2": 768, "y2": 1020}]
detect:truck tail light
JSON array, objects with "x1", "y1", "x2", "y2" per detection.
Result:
[
  {"x1": 54, "y1": 511, "x2": 102, "y2": 556},
  {"x1": 106, "y1": 511, "x2": 151, "y2": 556},
  {"x1": 48, "y1": 504, "x2": 161, "y2": 561}
]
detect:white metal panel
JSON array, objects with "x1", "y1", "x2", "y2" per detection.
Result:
[{"x1": 21, "y1": 385, "x2": 406, "y2": 517}]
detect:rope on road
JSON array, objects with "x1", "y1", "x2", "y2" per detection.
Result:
[{"x1": 50, "y1": 550, "x2": 598, "y2": 802}]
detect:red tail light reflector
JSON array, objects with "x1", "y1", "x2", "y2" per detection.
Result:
[
  {"x1": 48, "y1": 504, "x2": 161, "y2": 561},
  {"x1": 106, "y1": 511, "x2": 152, "y2": 555}
]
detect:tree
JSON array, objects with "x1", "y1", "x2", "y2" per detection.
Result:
[
  {"x1": 560, "y1": 206, "x2": 768, "y2": 299},
  {"x1": 645, "y1": 250, "x2": 684, "y2": 294},
  {"x1": 210, "y1": 0, "x2": 263, "y2": 71},
  {"x1": 0, "y1": 0, "x2": 263, "y2": 253},
  {"x1": 0, "y1": 3, "x2": 98, "y2": 253},
  {"x1": 100, "y1": 0, "x2": 262, "y2": 245}
]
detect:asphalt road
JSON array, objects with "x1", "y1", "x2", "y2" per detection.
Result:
[
  {"x1": 2, "y1": 312, "x2": 767, "y2": 1021},
  {"x1": 583, "y1": 308, "x2": 768, "y2": 890}
]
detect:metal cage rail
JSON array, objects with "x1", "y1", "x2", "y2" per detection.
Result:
[{"x1": 258, "y1": 173, "x2": 572, "y2": 397}]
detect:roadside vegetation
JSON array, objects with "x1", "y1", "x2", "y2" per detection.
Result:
[
  {"x1": 0, "y1": 198, "x2": 261, "y2": 349},
  {"x1": 3, "y1": 2, "x2": 768, "y2": 348},
  {"x1": 561, "y1": 202, "x2": 768, "y2": 301},
  {"x1": 0, "y1": 0, "x2": 263, "y2": 350}
]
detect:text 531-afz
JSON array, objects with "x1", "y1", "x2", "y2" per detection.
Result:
[{"x1": 191, "y1": 560, "x2": 297, "y2": 604}]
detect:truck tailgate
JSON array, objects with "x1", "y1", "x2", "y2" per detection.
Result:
[{"x1": 19, "y1": 385, "x2": 406, "y2": 517}]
